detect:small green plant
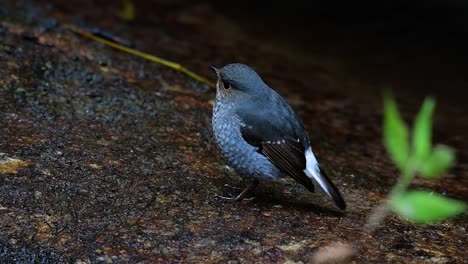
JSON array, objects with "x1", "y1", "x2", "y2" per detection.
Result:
[
  {"x1": 378, "y1": 94, "x2": 465, "y2": 225},
  {"x1": 365, "y1": 94, "x2": 466, "y2": 231},
  {"x1": 312, "y1": 94, "x2": 465, "y2": 262}
]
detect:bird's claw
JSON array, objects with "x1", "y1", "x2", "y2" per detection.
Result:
[{"x1": 214, "y1": 193, "x2": 255, "y2": 201}]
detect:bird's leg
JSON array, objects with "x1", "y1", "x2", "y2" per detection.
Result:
[
  {"x1": 234, "y1": 179, "x2": 259, "y2": 201},
  {"x1": 216, "y1": 179, "x2": 259, "y2": 201}
]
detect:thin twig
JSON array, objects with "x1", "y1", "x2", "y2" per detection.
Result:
[
  {"x1": 65, "y1": 25, "x2": 215, "y2": 88},
  {"x1": 364, "y1": 160, "x2": 416, "y2": 233},
  {"x1": 364, "y1": 202, "x2": 391, "y2": 232}
]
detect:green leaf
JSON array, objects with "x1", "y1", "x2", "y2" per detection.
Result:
[
  {"x1": 383, "y1": 95, "x2": 409, "y2": 171},
  {"x1": 391, "y1": 190, "x2": 466, "y2": 224},
  {"x1": 419, "y1": 145, "x2": 455, "y2": 178},
  {"x1": 412, "y1": 97, "x2": 435, "y2": 164}
]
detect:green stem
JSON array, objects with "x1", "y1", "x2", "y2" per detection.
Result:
[
  {"x1": 390, "y1": 158, "x2": 417, "y2": 199},
  {"x1": 365, "y1": 159, "x2": 417, "y2": 232}
]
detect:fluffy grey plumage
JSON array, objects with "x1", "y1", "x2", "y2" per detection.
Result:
[{"x1": 211, "y1": 63, "x2": 346, "y2": 210}]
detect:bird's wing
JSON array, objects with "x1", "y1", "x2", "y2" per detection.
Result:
[
  {"x1": 241, "y1": 126, "x2": 315, "y2": 192},
  {"x1": 236, "y1": 96, "x2": 346, "y2": 210},
  {"x1": 236, "y1": 103, "x2": 316, "y2": 192}
]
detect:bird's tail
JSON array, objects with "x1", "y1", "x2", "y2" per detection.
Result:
[
  {"x1": 304, "y1": 148, "x2": 346, "y2": 210},
  {"x1": 318, "y1": 165, "x2": 346, "y2": 210}
]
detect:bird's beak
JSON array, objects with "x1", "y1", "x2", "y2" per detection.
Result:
[
  {"x1": 210, "y1": 66, "x2": 221, "y2": 90},
  {"x1": 210, "y1": 66, "x2": 219, "y2": 76}
]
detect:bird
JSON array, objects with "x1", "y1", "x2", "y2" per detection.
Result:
[{"x1": 210, "y1": 63, "x2": 346, "y2": 210}]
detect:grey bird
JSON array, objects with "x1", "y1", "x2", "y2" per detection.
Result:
[{"x1": 210, "y1": 63, "x2": 346, "y2": 210}]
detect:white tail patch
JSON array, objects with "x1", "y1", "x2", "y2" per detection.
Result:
[{"x1": 303, "y1": 147, "x2": 332, "y2": 198}]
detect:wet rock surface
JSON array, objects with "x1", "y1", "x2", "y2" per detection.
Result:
[{"x1": 0, "y1": 1, "x2": 466, "y2": 263}]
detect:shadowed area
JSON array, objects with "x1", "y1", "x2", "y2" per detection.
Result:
[{"x1": 0, "y1": 0, "x2": 466, "y2": 263}]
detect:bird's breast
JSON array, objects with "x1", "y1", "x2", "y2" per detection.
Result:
[{"x1": 212, "y1": 100, "x2": 279, "y2": 180}]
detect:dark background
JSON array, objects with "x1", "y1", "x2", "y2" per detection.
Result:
[{"x1": 86, "y1": 0, "x2": 468, "y2": 102}]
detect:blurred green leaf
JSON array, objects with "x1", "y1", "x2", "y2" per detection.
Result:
[
  {"x1": 413, "y1": 97, "x2": 435, "y2": 165},
  {"x1": 419, "y1": 145, "x2": 455, "y2": 178},
  {"x1": 384, "y1": 95, "x2": 409, "y2": 171},
  {"x1": 391, "y1": 190, "x2": 465, "y2": 224},
  {"x1": 116, "y1": 0, "x2": 135, "y2": 22}
]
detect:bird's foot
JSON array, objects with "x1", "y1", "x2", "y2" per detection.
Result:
[
  {"x1": 215, "y1": 180, "x2": 259, "y2": 201},
  {"x1": 214, "y1": 192, "x2": 255, "y2": 201}
]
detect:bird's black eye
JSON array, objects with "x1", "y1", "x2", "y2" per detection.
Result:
[{"x1": 222, "y1": 79, "x2": 231, "y2": 89}]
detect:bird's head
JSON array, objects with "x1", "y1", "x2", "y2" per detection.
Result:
[{"x1": 210, "y1": 63, "x2": 266, "y2": 99}]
